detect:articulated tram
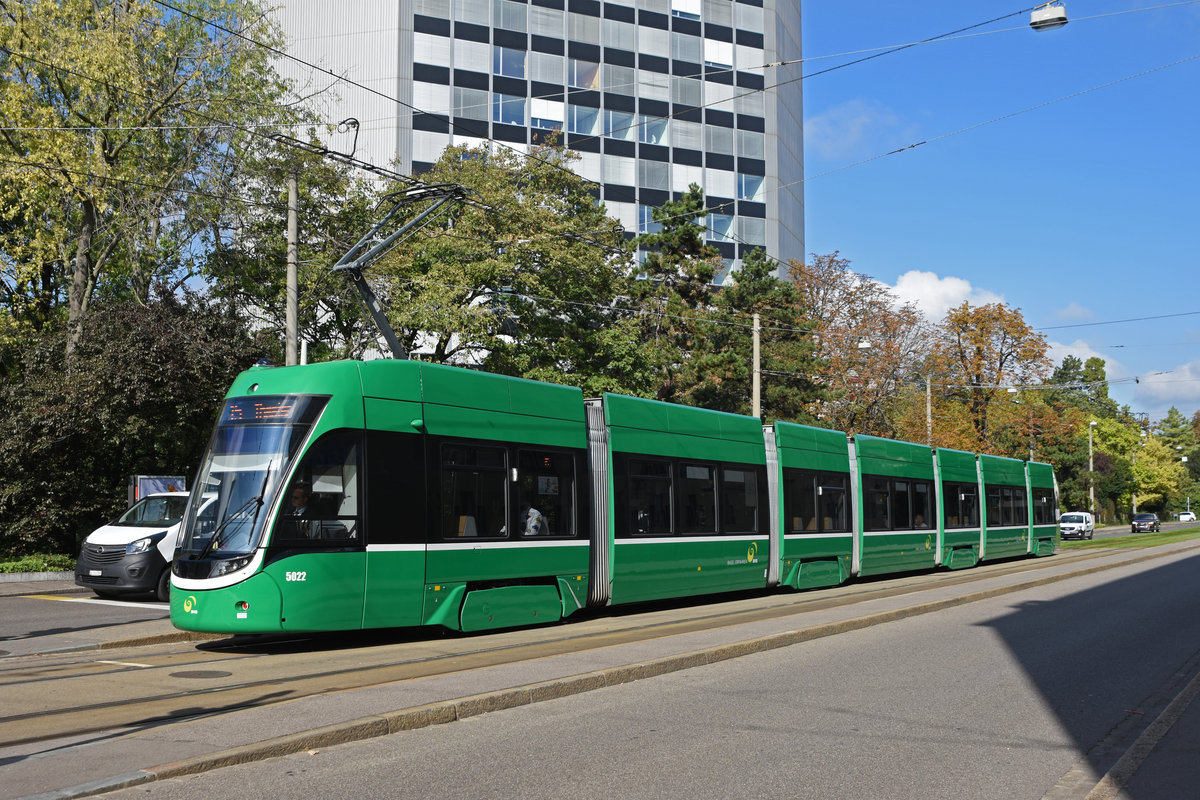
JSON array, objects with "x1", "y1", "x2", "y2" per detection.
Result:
[{"x1": 170, "y1": 359, "x2": 1059, "y2": 634}]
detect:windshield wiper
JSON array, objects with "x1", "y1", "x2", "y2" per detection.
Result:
[{"x1": 193, "y1": 472, "x2": 271, "y2": 560}]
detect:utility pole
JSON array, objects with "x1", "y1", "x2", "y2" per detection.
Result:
[
  {"x1": 286, "y1": 174, "x2": 299, "y2": 366},
  {"x1": 751, "y1": 312, "x2": 761, "y2": 418},
  {"x1": 1088, "y1": 420, "x2": 1097, "y2": 517}
]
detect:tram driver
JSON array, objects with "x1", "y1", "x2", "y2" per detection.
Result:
[{"x1": 284, "y1": 482, "x2": 319, "y2": 538}]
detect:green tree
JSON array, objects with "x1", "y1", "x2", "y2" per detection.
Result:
[
  {"x1": 0, "y1": 295, "x2": 259, "y2": 555},
  {"x1": 662, "y1": 247, "x2": 824, "y2": 418},
  {"x1": 375, "y1": 142, "x2": 644, "y2": 396},
  {"x1": 629, "y1": 183, "x2": 723, "y2": 403},
  {"x1": 0, "y1": 0, "x2": 297, "y2": 354},
  {"x1": 205, "y1": 142, "x2": 385, "y2": 363}
]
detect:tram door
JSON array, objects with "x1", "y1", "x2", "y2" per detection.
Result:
[{"x1": 271, "y1": 429, "x2": 367, "y2": 631}]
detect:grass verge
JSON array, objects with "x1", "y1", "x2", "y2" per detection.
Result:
[{"x1": 1061, "y1": 527, "x2": 1200, "y2": 550}]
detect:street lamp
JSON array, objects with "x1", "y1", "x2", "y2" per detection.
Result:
[
  {"x1": 1030, "y1": 2, "x2": 1069, "y2": 31},
  {"x1": 1088, "y1": 420, "x2": 1097, "y2": 516}
]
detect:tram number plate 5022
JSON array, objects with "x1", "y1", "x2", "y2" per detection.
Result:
[{"x1": 285, "y1": 571, "x2": 307, "y2": 582}]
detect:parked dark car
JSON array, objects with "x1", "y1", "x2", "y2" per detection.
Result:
[{"x1": 1131, "y1": 512, "x2": 1161, "y2": 533}]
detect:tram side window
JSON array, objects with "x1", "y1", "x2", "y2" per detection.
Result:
[
  {"x1": 912, "y1": 482, "x2": 931, "y2": 528},
  {"x1": 1011, "y1": 486, "x2": 1028, "y2": 525},
  {"x1": 784, "y1": 469, "x2": 817, "y2": 532},
  {"x1": 893, "y1": 480, "x2": 912, "y2": 529},
  {"x1": 785, "y1": 469, "x2": 850, "y2": 533},
  {"x1": 986, "y1": 487, "x2": 1003, "y2": 528},
  {"x1": 441, "y1": 444, "x2": 507, "y2": 538},
  {"x1": 864, "y1": 477, "x2": 891, "y2": 531},
  {"x1": 678, "y1": 463, "x2": 717, "y2": 534},
  {"x1": 817, "y1": 474, "x2": 849, "y2": 532},
  {"x1": 944, "y1": 482, "x2": 979, "y2": 529},
  {"x1": 1032, "y1": 488, "x2": 1055, "y2": 524},
  {"x1": 516, "y1": 449, "x2": 575, "y2": 537},
  {"x1": 623, "y1": 457, "x2": 672, "y2": 536},
  {"x1": 721, "y1": 466, "x2": 760, "y2": 534},
  {"x1": 275, "y1": 430, "x2": 361, "y2": 545}
]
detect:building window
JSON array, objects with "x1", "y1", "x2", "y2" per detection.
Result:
[
  {"x1": 417, "y1": 0, "x2": 451, "y2": 17},
  {"x1": 493, "y1": 45, "x2": 527, "y2": 79},
  {"x1": 671, "y1": 31, "x2": 701, "y2": 62},
  {"x1": 567, "y1": 104, "x2": 600, "y2": 135},
  {"x1": 738, "y1": 216, "x2": 765, "y2": 246},
  {"x1": 568, "y1": 57, "x2": 600, "y2": 89},
  {"x1": 603, "y1": 64, "x2": 635, "y2": 95},
  {"x1": 568, "y1": 12, "x2": 600, "y2": 45},
  {"x1": 492, "y1": 93, "x2": 526, "y2": 125},
  {"x1": 530, "y1": 5, "x2": 563, "y2": 37},
  {"x1": 414, "y1": 32, "x2": 451, "y2": 66},
  {"x1": 494, "y1": 0, "x2": 527, "y2": 32},
  {"x1": 638, "y1": 159, "x2": 669, "y2": 190},
  {"x1": 736, "y1": 91, "x2": 763, "y2": 117},
  {"x1": 737, "y1": 172, "x2": 763, "y2": 201},
  {"x1": 603, "y1": 18, "x2": 636, "y2": 51},
  {"x1": 706, "y1": 213, "x2": 734, "y2": 242},
  {"x1": 672, "y1": 119, "x2": 702, "y2": 151},
  {"x1": 454, "y1": 86, "x2": 489, "y2": 120},
  {"x1": 670, "y1": 0, "x2": 700, "y2": 21},
  {"x1": 453, "y1": 0, "x2": 487, "y2": 23},
  {"x1": 530, "y1": 98, "x2": 564, "y2": 129},
  {"x1": 705, "y1": 124, "x2": 733, "y2": 155},
  {"x1": 638, "y1": 204, "x2": 663, "y2": 234},
  {"x1": 704, "y1": 39, "x2": 733, "y2": 69},
  {"x1": 638, "y1": 114, "x2": 668, "y2": 145},
  {"x1": 530, "y1": 51, "x2": 562, "y2": 84},
  {"x1": 602, "y1": 153, "x2": 636, "y2": 185},
  {"x1": 604, "y1": 109, "x2": 637, "y2": 141},
  {"x1": 703, "y1": 0, "x2": 732, "y2": 26},
  {"x1": 671, "y1": 76, "x2": 701, "y2": 106},
  {"x1": 737, "y1": 129, "x2": 764, "y2": 159},
  {"x1": 454, "y1": 39, "x2": 489, "y2": 72},
  {"x1": 734, "y1": 2, "x2": 762, "y2": 33},
  {"x1": 639, "y1": 69, "x2": 670, "y2": 101}
]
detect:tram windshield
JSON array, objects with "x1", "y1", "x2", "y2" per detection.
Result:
[{"x1": 176, "y1": 394, "x2": 328, "y2": 571}]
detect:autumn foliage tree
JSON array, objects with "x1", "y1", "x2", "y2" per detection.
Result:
[
  {"x1": 788, "y1": 252, "x2": 929, "y2": 436},
  {"x1": 927, "y1": 302, "x2": 1053, "y2": 452}
]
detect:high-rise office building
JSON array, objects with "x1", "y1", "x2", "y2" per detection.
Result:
[{"x1": 274, "y1": 0, "x2": 802, "y2": 278}]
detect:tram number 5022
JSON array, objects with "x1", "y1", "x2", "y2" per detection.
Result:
[{"x1": 285, "y1": 571, "x2": 307, "y2": 582}]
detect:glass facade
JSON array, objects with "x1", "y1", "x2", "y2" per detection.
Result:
[{"x1": 277, "y1": 0, "x2": 801, "y2": 277}]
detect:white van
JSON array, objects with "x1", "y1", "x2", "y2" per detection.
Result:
[
  {"x1": 1059, "y1": 511, "x2": 1095, "y2": 540},
  {"x1": 75, "y1": 492, "x2": 190, "y2": 601}
]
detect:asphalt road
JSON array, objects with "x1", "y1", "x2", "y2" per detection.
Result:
[{"x1": 4, "y1": 542, "x2": 1200, "y2": 800}]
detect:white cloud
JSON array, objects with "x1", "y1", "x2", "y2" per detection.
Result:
[
  {"x1": 883, "y1": 270, "x2": 1003, "y2": 321},
  {"x1": 1132, "y1": 360, "x2": 1200, "y2": 413},
  {"x1": 804, "y1": 99, "x2": 917, "y2": 161},
  {"x1": 1046, "y1": 339, "x2": 1127, "y2": 378},
  {"x1": 1053, "y1": 302, "x2": 1094, "y2": 322}
]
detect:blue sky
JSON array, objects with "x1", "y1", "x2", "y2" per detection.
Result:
[{"x1": 799, "y1": 1, "x2": 1200, "y2": 423}]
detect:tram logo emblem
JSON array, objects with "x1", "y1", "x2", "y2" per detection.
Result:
[
  {"x1": 747, "y1": 542, "x2": 759, "y2": 563},
  {"x1": 183, "y1": 595, "x2": 198, "y2": 614}
]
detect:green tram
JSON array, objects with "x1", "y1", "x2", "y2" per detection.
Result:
[{"x1": 171, "y1": 360, "x2": 1059, "y2": 635}]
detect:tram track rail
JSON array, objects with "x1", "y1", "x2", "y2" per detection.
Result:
[{"x1": 0, "y1": 546, "x2": 1177, "y2": 751}]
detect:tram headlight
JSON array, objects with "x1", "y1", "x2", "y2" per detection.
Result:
[
  {"x1": 126, "y1": 532, "x2": 167, "y2": 554},
  {"x1": 211, "y1": 554, "x2": 254, "y2": 577}
]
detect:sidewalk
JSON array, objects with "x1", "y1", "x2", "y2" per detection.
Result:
[{"x1": 6, "y1": 545, "x2": 1200, "y2": 800}]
